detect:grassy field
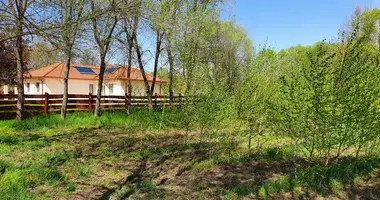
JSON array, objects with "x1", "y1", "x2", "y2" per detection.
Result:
[{"x1": 0, "y1": 110, "x2": 379, "y2": 199}]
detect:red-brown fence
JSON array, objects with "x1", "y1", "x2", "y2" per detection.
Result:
[{"x1": 0, "y1": 93, "x2": 184, "y2": 120}]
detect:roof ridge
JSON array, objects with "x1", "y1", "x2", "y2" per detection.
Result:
[{"x1": 44, "y1": 63, "x2": 63, "y2": 78}]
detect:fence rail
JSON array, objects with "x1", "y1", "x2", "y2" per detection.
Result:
[{"x1": 0, "y1": 93, "x2": 184, "y2": 120}]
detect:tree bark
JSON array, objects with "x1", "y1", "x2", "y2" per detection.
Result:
[
  {"x1": 15, "y1": 33, "x2": 24, "y2": 121},
  {"x1": 248, "y1": 120, "x2": 253, "y2": 153},
  {"x1": 126, "y1": 34, "x2": 133, "y2": 114},
  {"x1": 123, "y1": 18, "x2": 137, "y2": 115},
  {"x1": 61, "y1": 56, "x2": 71, "y2": 120},
  {"x1": 95, "y1": 55, "x2": 106, "y2": 117},
  {"x1": 134, "y1": 34, "x2": 153, "y2": 111},
  {"x1": 15, "y1": 0, "x2": 25, "y2": 121},
  {"x1": 150, "y1": 30, "x2": 163, "y2": 98},
  {"x1": 167, "y1": 37, "x2": 174, "y2": 106}
]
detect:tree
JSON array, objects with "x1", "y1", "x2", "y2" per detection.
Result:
[
  {"x1": 2, "y1": 0, "x2": 33, "y2": 120},
  {"x1": 0, "y1": 35, "x2": 18, "y2": 85},
  {"x1": 236, "y1": 47, "x2": 277, "y2": 152},
  {"x1": 39, "y1": 0, "x2": 86, "y2": 120},
  {"x1": 90, "y1": 0, "x2": 118, "y2": 117},
  {"x1": 133, "y1": 0, "x2": 166, "y2": 110},
  {"x1": 79, "y1": 49, "x2": 98, "y2": 65},
  {"x1": 28, "y1": 41, "x2": 62, "y2": 69},
  {"x1": 119, "y1": 0, "x2": 139, "y2": 114}
]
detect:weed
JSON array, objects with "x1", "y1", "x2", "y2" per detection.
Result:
[
  {"x1": 231, "y1": 184, "x2": 257, "y2": 196},
  {"x1": 77, "y1": 164, "x2": 92, "y2": 177},
  {"x1": 67, "y1": 181, "x2": 75, "y2": 192},
  {"x1": 0, "y1": 159, "x2": 12, "y2": 174},
  {"x1": 192, "y1": 159, "x2": 215, "y2": 171},
  {"x1": 138, "y1": 180, "x2": 156, "y2": 193},
  {"x1": 0, "y1": 134, "x2": 19, "y2": 145},
  {"x1": 258, "y1": 184, "x2": 268, "y2": 198}
]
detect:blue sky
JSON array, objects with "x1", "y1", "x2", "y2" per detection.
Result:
[{"x1": 222, "y1": 0, "x2": 380, "y2": 50}]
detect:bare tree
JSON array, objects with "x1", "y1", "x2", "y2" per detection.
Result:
[
  {"x1": 57, "y1": 0, "x2": 85, "y2": 120},
  {"x1": 119, "y1": 0, "x2": 139, "y2": 114},
  {"x1": 90, "y1": 0, "x2": 118, "y2": 117},
  {"x1": 133, "y1": 0, "x2": 165, "y2": 110},
  {"x1": 163, "y1": 0, "x2": 180, "y2": 105},
  {"x1": 6, "y1": 0, "x2": 30, "y2": 120}
]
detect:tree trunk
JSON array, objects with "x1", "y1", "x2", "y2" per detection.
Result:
[
  {"x1": 126, "y1": 38, "x2": 133, "y2": 115},
  {"x1": 150, "y1": 31, "x2": 162, "y2": 97},
  {"x1": 15, "y1": 34, "x2": 24, "y2": 121},
  {"x1": 325, "y1": 145, "x2": 331, "y2": 165},
  {"x1": 248, "y1": 120, "x2": 253, "y2": 153},
  {"x1": 124, "y1": 19, "x2": 135, "y2": 115},
  {"x1": 293, "y1": 126, "x2": 300, "y2": 174},
  {"x1": 134, "y1": 34, "x2": 153, "y2": 111},
  {"x1": 61, "y1": 58, "x2": 71, "y2": 120},
  {"x1": 95, "y1": 56, "x2": 106, "y2": 117},
  {"x1": 257, "y1": 116, "x2": 263, "y2": 151},
  {"x1": 167, "y1": 37, "x2": 174, "y2": 106}
]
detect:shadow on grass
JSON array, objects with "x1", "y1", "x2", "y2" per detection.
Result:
[{"x1": 223, "y1": 154, "x2": 380, "y2": 199}]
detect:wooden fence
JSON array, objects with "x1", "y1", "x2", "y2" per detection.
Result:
[{"x1": 0, "y1": 93, "x2": 184, "y2": 120}]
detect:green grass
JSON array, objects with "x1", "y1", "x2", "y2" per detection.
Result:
[
  {"x1": 0, "y1": 109, "x2": 188, "y2": 199},
  {"x1": 0, "y1": 108, "x2": 186, "y2": 133},
  {"x1": 258, "y1": 155, "x2": 380, "y2": 196},
  {"x1": 0, "y1": 109, "x2": 378, "y2": 199}
]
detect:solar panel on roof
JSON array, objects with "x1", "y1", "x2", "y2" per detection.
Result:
[
  {"x1": 74, "y1": 66, "x2": 96, "y2": 74},
  {"x1": 105, "y1": 68, "x2": 117, "y2": 74}
]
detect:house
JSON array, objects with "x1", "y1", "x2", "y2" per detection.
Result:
[{"x1": 3, "y1": 63, "x2": 167, "y2": 96}]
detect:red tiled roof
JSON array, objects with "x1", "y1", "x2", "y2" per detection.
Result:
[{"x1": 24, "y1": 63, "x2": 167, "y2": 83}]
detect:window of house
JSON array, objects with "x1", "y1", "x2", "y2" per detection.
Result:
[
  {"x1": 26, "y1": 83, "x2": 30, "y2": 93},
  {"x1": 109, "y1": 84, "x2": 113, "y2": 95},
  {"x1": 36, "y1": 82, "x2": 40, "y2": 93},
  {"x1": 89, "y1": 84, "x2": 94, "y2": 94}
]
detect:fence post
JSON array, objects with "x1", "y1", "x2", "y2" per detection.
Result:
[
  {"x1": 44, "y1": 92, "x2": 49, "y2": 115},
  {"x1": 88, "y1": 93, "x2": 93, "y2": 112}
]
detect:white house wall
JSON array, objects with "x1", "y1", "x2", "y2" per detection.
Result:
[
  {"x1": 6, "y1": 78, "x2": 163, "y2": 96},
  {"x1": 130, "y1": 81, "x2": 161, "y2": 96},
  {"x1": 44, "y1": 79, "x2": 124, "y2": 95},
  {"x1": 24, "y1": 80, "x2": 43, "y2": 94}
]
